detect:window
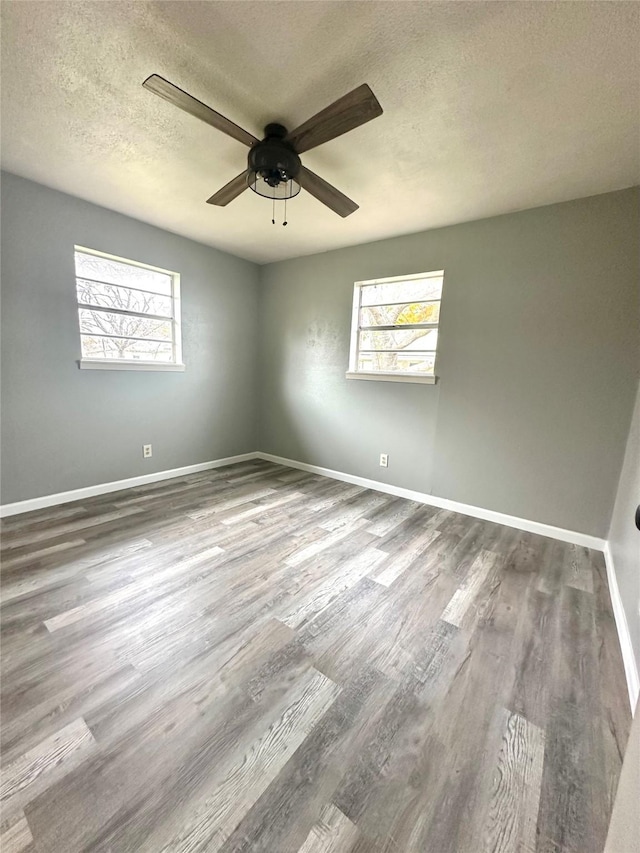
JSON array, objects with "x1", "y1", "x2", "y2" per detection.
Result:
[
  {"x1": 75, "y1": 247, "x2": 183, "y2": 371},
  {"x1": 347, "y1": 270, "x2": 444, "y2": 384}
]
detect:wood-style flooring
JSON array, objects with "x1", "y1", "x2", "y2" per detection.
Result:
[{"x1": 0, "y1": 459, "x2": 631, "y2": 852}]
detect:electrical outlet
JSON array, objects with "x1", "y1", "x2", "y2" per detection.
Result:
[
  {"x1": 379, "y1": 453, "x2": 388, "y2": 468},
  {"x1": 143, "y1": 444, "x2": 153, "y2": 459}
]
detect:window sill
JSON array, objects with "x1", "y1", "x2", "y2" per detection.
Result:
[
  {"x1": 79, "y1": 360, "x2": 185, "y2": 372},
  {"x1": 345, "y1": 371, "x2": 437, "y2": 385}
]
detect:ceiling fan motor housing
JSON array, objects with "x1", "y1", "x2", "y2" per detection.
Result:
[
  {"x1": 248, "y1": 124, "x2": 301, "y2": 187},
  {"x1": 144, "y1": 74, "x2": 381, "y2": 214}
]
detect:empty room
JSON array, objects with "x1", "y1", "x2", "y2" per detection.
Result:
[{"x1": 1, "y1": 2, "x2": 639, "y2": 851}]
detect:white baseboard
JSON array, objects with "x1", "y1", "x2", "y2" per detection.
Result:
[
  {"x1": 259, "y1": 451, "x2": 640, "y2": 710},
  {"x1": 0, "y1": 453, "x2": 259, "y2": 518},
  {"x1": 2, "y1": 448, "x2": 606, "y2": 549},
  {"x1": 256, "y1": 452, "x2": 606, "y2": 551},
  {"x1": 3, "y1": 447, "x2": 633, "y2": 710},
  {"x1": 604, "y1": 543, "x2": 640, "y2": 714}
]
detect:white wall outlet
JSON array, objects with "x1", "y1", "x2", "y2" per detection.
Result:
[
  {"x1": 143, "y1": 444, "x2": 153, "y2": 459},
  {"x1": 380, "y1": 453, "x2": 388, "y2": 468}
]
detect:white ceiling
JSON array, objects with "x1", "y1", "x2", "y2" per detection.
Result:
[{"x1": 2, "y1": 1, "x2": 639, "y2": 264}]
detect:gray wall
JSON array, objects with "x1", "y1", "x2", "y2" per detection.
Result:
[
  {"x1": 1, "y1": 171, "x2": 259, "y2": 503},
  {"x1": 2, "y1": 173, "x2": 638, "y2": 542},
  {"x1": 258, "y1": 188, "x2": 639, "y2": 538},
  {"x1": 608, "y1": 381, "x2": 640, "y2": 669}
]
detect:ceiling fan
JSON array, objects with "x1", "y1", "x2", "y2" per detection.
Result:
[{"x1": 142, "y1": 74, "x2": 383, "y2": 217}]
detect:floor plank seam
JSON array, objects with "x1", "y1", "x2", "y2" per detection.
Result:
[{"x1": 0, "y1": 461, "x2": 630, "y2": 853}]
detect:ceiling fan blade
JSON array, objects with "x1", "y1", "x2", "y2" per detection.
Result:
[
  {"x1": 286, "y1": 84, "x2": 382, "y2": 154},
  {"x1": 206, "y1": 171, "x2": 250, "y2": 206},
  {"x1": 297, "y1": 166, "x2": 358, "y2": 217},
  {"x1": 143, "y1": 74, "x2": 258, "y2": 148}
]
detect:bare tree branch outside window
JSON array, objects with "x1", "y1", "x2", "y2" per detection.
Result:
[
  {"x1": 74, "y1": 250, "x2": 179, "y2": 364},
  {"x1": 352, "y1": 273, "x2": 444, "y2": 376}
]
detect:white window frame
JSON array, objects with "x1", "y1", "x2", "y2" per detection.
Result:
[
  {"x1": 75, "y1": 246, "x2": 184, "y2": 372},
  {"x1": 346, "y1": 270, "x2": 444, "y2": 385}
]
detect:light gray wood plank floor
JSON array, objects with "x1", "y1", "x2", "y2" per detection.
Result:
[{"x1": 0, "y1": 460, "x2": 631, "y2": 852}]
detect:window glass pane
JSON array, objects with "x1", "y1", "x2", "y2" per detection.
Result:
[
  {"x1": 75, "y1": 251, "x2": 172, "y2": 296},
  {"x1": 360, "y1": 277, "x2": 442, "y2": 306},
  {"x1": 357, "y1": 351, "x2": 436, "y2": 375},
  {"x1": 80, "y1": 335, "x2": 174, "y2": 361},
  {"x1": 78, "y1": 309, "x2": 173, "y2": 342},
  {"x1": 359, "y1": 328, "x2": 438, "y2": 352},
  {"x1": 76, "y1": 280, "x2": 173, "y2": 317},
  {"x1": 360, "y1": 301, "x2": 440, "y2": 327}
]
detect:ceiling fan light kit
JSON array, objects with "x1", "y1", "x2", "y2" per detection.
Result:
[
  {"x1": 246, "y1": 123, "x2": 301, "y2": 225},
  {"x1": 142, "y1": 75, "x2": 383, "y2": 224}
]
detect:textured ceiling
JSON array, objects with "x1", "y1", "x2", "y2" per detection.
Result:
[{"x1": 2, "y1": 1, "x2": 639, "y2": 264}]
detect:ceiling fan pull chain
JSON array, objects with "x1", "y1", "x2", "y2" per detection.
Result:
[
  {"x1": 283, "y1": 196, "x2": 288, "y2": 226},
  {"x1": 272, "y1": 190, "x2": 275, "y2": 225}
]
